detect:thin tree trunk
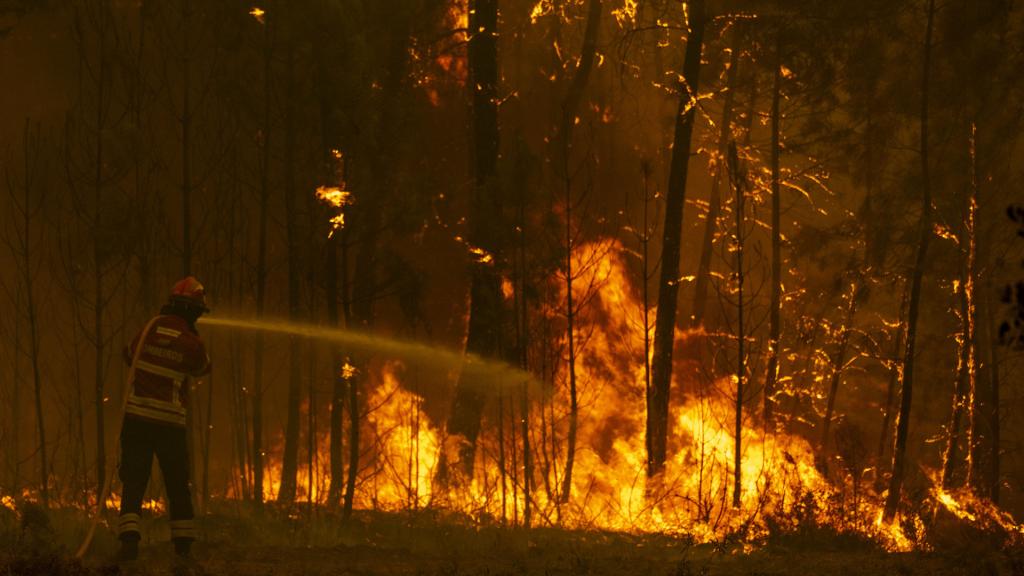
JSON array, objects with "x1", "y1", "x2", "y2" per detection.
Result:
[
  {"x1": 883, "y1": 0, "x2": 934, "y2": 522},
  {"x1": 558, "y1": 0, "x2": 600, "y2": 506},
  {"x1": 941, "y1": 145, "x2": 976, "y2": 489},
  {"x1": 821, "y1": 287, "x2": 857, "y2": 452},
  {"x1": 13, "y1": 123, "x2": 48, "y2": 506},
  {"x1": 765, "y1": 38, "x2": 782, "y2": 430},
  {"x1": 514, "y1": 153, "x2": 531, "y2": 528},
  {"x1": 202, "y1": 349, "x2": 214, "y2": 511},
  {"x1": 93, "y1": 10, "x2": 108, "y2": 507},
  {"x1": 641, "y1": 161, "x2": 653, "y2": 474},
  {"x1": 728, "y1": 141, "x2": 744, "y2": 508},
  {"x1": 963, "y1": 125, "x2": 980, "y2": 492},
  {"x1": 252, "y1": 2, "x2": 273, "y2": 505},
  {"x1": 278, "y1": 8, "x2": 301, "y2": 503},
  {"x1": 877, "y1": 285, "x2": 907, "y2": 466},
  {"x1": 343, "y1": 366, "x2": 359, "y2": 518},
  {"x1": 983, "y1": 273, "x2": 1000, "y2": 503},
  {"x1": 11, "y1": 288, "x2": 21, "y2": 495},
  {"x1": 648, "y1": 0, "x2": 706, "y2": 478},
  {"x1": 181, "y1": 0, "x2": 192, "y2": 277},
  {"x1": 692, "y1": 37, "x2": 739, "y2": 328}
]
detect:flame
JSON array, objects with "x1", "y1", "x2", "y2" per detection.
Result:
[
  {"x1": 249, "y1": 7, "x2": 265, "y2": 24},
  {"x1": 315, "y1": 186, "x2": 353, "y2": 238},
  {"x1": 365, "y1": 363, "x2": 441, "y2": 510}
]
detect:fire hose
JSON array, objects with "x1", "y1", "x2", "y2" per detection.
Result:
[{"x1": 74, "y1": 316, "x2": 161, "y2": 559}]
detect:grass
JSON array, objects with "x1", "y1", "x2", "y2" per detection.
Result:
[{"x1": 1, "y1": 500, "x2": 1021, "y2": 575}]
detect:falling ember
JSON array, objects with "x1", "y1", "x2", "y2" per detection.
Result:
[
  {"x1": 316, "y1": 186, "x2": 353, "y2": 238},
  {"x1": 249, "y1": 7, "x2": 265, "y2": 24},
  {"x1": 611, "y1": 0, "x2": 639, "y2": 27},
  {"x1": 341, "y1": 360, "x2": 357, "y2": 380},
  {"x1": 530, "y1": 0, "x2": 553, "y2": 24},
  {"x1": 454, "y1": 235, "x2": 495, "y2": 265}
]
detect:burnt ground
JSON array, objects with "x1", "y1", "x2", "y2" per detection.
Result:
[{"x1": 2, "y1": 505, "x2": 1022, "y2": 576}]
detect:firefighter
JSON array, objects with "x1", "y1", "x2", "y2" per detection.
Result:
[{"x1": 116, "y1": 276, "x2": 211, "y2": 566}]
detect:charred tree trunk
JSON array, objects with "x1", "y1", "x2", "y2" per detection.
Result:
[
  {"x1": 877, "y1": 286, "x2": 907, "y2": 467},
  {"x1": 982, "y1": 273, "x2": 1001, "y2": 502},
  {"x1": 327, "y1": 231, "x2": 346, "y2": 506},
  {"x1": 941, "y1": 142, "x2": 977, "y2": 489},
  {"x1": 252, "y1": 3, "x2": 273, "y2": 505},
  {"x1": 8, "y1": 122, "x2": 48, "y2": 506},
  {"x1": 692, "y1": 36, "x2": 739, "y2": 328},
  {"x1": 883, "y1": 0, "x2": 934, "y2": 522},
  {"x1": 180, "y1": 0, "x2": 192, "y2": 277},
  {"x1": 765, "y1": 38, "x2": 782, "y2": 430},
  {"x1": 278, "y1": 9, "x2": 301, "y2": 504},
  {"x1": 446, "y1": 0, "x2": 502, "y2": 475},
  {"x1": 514, "y1": 148, "x2": 532, "y2": 528},
  {"x1": 11, "y1": 288, "x2": 21, "y2": 495},
  {"x1": 312, "y1": 16, "x2": 349, "y2": 507},
  {"x1": 963, "y1": 125, "x2": 980, "y2": 492},
  {"x1": 92, "y1": 10, "x2": 109, "y2": 508},
  {"x1": 728, "y1": 141, "x2": 745, "y2": 509},
  {"x1": 558, "y1": 0, "x2": 600, "y2": 506},
  {"x1": 647, "y1": 0, "x2": 706, "y2": 479}
]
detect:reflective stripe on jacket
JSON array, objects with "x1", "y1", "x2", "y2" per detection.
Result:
[{"x1": 124, "y1": 315, "x2": 209, "y2": 426}]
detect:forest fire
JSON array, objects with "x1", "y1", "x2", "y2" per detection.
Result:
[
  {"x1": 204, "y1": 241, "x2": 1003, "y2": 552},
  {"x1": 2, "y1": 0, "x2": 1024, "y2": 574}
]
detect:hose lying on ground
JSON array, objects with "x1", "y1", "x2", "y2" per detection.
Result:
[{"x1": 75, "y1": 317, "x2": 160, "y2": 559}]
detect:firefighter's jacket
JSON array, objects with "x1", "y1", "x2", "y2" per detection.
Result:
[{"x1": 123, "y1": 315, "x2": 210, "y2": 427}]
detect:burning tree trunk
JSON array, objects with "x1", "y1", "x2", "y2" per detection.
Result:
[
  {"x1": 557, "y1": 0, "x2": 601, "y2": 505},
  {"x1": 940, "y1": 138, "x2": 977, "y2": 489},
  {"x1": 764, "y1": 37, "x2": 782, "y2": 430},
  {"x1": 692, "y1": 39, "x2": 739, "y2": 328},
  {"x1": 883, "y1": 0, "x2": 935, "y2": 523},
  {"x1": 648, "y1": 0, "x2": 706, "y2": 478},
  {"x1": 446, "y1": 0, "x2": 502, "y2": 476}
]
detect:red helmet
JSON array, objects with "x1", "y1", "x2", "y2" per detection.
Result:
[{"x1": 169, "y1": 276, "x2": 209, "y2": 312}]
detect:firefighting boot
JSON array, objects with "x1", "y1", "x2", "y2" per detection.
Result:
[
  {"x1": 115, "y1": 535, "x2": 140, "y2": 574},
  {"x1": 172, "y1": 539, "x2": 203, "y2": 576}
]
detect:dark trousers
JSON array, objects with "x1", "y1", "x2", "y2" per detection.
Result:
[{"x1": 117, "y1": 416, "x2": 196, "y2": 543}]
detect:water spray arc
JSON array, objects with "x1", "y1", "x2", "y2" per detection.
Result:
[{"x1": 196, "y1": 316, "x2": 538, "y2": 391}]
